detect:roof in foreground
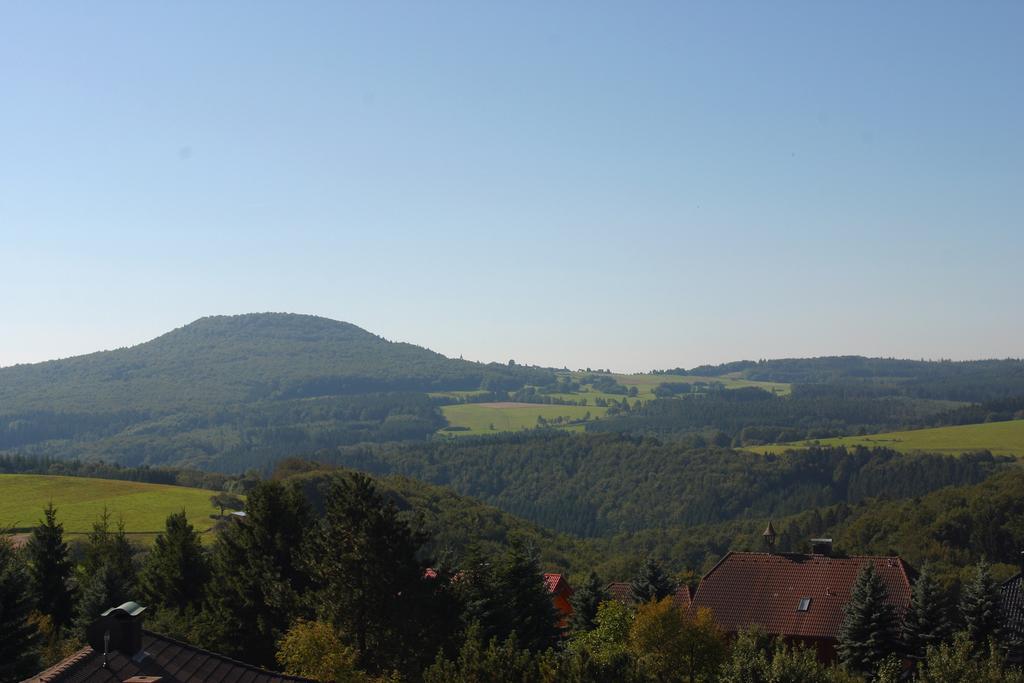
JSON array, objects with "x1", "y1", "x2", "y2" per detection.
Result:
[
  {"x1": 23, "y1": 630, "x2": 316, "y2": 683},
  {"x1": 689, "y1": 551, "x2": 914, "y2": 641}
]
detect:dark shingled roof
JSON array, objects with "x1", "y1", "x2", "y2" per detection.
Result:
[
  {"x1": 1003, "y1": 572, "x2": 1024, "y2": 661},
  {"x1": 605, "y1": 581, "x2": 692, "y2": 610},
  {"x1": 689, "y1": 552, "x2": 913, "y2": 641},
  {"x1": 22, "y1": 630, "x2": 316, "y2": 683}
]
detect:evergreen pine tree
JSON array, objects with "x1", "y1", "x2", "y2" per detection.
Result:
[
  {"x1": 630, "y1": 557, "x2": 677, "y2": 603},
  {"x1": 498, "y1": 538, "x2": 560, "y2": 652},
  {"x1": 959, "y1": 558, "x2": 1004, "y2": 648},
  {"x1": 837, "y1": 563, "x2": 898, "y2": 674},
  {"x1": 569, "y1": 570, "x2": 609, "y2": 633},
  {"x1": 26, "y1": 502, "x2": 76, "y2": 629},
  {"x1": 306, "y1": 472, "x2": 438, "y2": 675},
  {"x1": 0, "y1": 535, "x2": 41, "y2": 681},
  {"x1": 139, "y1": 511, "x2": 211, "y2": 614},
  {"x1": 82, "y1": 508, "x2": 137, "y2": 581},
  {"x1": 901, "y1": 563, "x2": 953, "y2": 658},
  {"x1": 72, "y1": 511, "x2": 139, "y2": 639},
  {"x1": 456, "y1": 545, "x2": 512, "y2": 643},
  {"x1": 205, "y1": 480, "x2": 312, "y2": 668},
  {"x1": 73, "y1": 563, "x2": 125, "y2": 639}
]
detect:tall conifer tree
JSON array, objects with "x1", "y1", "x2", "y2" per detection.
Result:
[
  {"x1": 205, "y1": 480, "x2": 311, "y2": 668},
  {"x1": 26, "y1": 502, "x2": 76, "y2": 629},
  {"x1": 0, "y1": 535, "x2": 41, "y2": 681},
  {"x1": 499, "y1": 538, "x2": 560, "y2": 652},
  {"x1": 307, "y1": 472, "x2": 436, "y2": 675},
  {"x1": 140, "y1": 511, "x2": 210, "y2": 614},
  {"x1": 630, "y1": 557, "x2": 677, "y2": 604},
  {"x1": 569, "y1": 571, "x2": 609, "y2": 633},
  {"x1": 72, "y1": 509, "x2": 139, "y2": 638},
  {"x1": 959, "y1": 558, "x2": 1004, "y2": 648},
  {"x1": 901, "y1": 563, "x2": 953, "y2": 658},
  {"x1": 837, "y1": 564, "x2": 897, "y2": 674}
]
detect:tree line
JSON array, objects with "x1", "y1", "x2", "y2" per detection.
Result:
[
  {"x1": 2, "y1": 475, "x2": 1021, "y2": 682},
  {"x1": 311, "y1": 434, "x2": 1009, "y2": 537}
]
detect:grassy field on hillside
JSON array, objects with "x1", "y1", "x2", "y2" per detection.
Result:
[
  {"x1": 440, "y1": 403, "x2": 606, "y2": 435},
  {"x1": 613, "y1": 373, "x2": 791, "y2": 397},
  {"x1": 747, "y1": 419, "x2": 1024, "y2": 457},
  {"x1": 560, "y1": 372, "x2": 790, "y2": 401},
  {"x1": 0, "y1": 474, "x2": 231, "y2": 542}
]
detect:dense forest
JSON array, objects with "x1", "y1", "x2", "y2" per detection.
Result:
[
  {"x1": 0, "y1": 314, "x2": 559, "y2": 469},
  {"x1": 0, "y1": 393, "x2": 446, "y2": 469},
  {"x1": 663, "y1": 356, "x2": 1024, "y2": 402},
  {"x1": 0, "y1": 314, "x2": 553, "y2": 413},
  {"x1": 309, "y1": 433, "x2": 1011, "y2": 537},
  {"x1": 587, "y1": 391, "x2": 960, "y2": 443},
  {"x1": 3, "y1": 315, "x2": 1023, "y2": 472}
]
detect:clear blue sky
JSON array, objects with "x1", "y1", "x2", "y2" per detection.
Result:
[{"x1": 2, "y1": 1, "x2": 1021, "y2": 372}]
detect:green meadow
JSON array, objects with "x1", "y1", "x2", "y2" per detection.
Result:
[
  {"x1": 747, "y1": 419, "x2": 1024, "y2": 457},
  {"x1": 440, "y1": 402, "x2": 606, "y2": 435},
  {"x1": 613, "y1": 372, "x2": 790, "y2": 397},
  {"x1": 0, "y1": 474, "x2": 231, "y2": 542}
]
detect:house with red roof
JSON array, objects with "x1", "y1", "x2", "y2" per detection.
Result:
[
  {"x1": 544, "y1": 573, "x2": 574, "y2": 629},
  {"x1": 688, "y1": 546, "x2": 914, "y2": 661}
]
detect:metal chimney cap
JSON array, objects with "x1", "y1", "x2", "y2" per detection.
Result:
[{"x1": 101, "y1": 602, "x2": 146, "y2": 618}]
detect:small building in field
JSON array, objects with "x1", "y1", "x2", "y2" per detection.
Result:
[
  {"x1": 605, "y1": 581, "x2": 693, "y2": 610},
  {"x1": 688, "y1": 549, "x2": 914, "y2": 662},
  {"x1": 544, "y1": 573, "x2": 574, "y2": 628}
]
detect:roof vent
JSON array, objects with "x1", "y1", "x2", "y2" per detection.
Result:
[
  {"x1": 87, "y1": 602, "x2": 147, "y2": 659},
  {"x1": 810, "y1": 538, "x2": 833, "y2": 556}
]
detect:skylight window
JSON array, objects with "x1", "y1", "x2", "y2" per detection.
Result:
[{"x1": 797, "y1": 597, "x2": 811, "y2": 611}]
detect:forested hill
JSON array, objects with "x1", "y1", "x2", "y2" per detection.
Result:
[
  {"x1": 0, "y1": 313, "x2": 552, "y2": 413},
  {"x1": 665, "y1": 356, "x2": 1024, "y2": 402}
]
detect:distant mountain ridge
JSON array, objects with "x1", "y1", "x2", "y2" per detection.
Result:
[
  {"x1": 0, "y1": 313, "x2": 551, "y2": 414},
  {"x1": 668, "y1": 356, "x2": 1024, "y2": 402}
]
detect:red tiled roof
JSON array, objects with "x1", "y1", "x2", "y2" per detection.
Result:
[
  {"x1": 21, "y1": 630, "x2": 316, "y2": 683},
  {"x1": 689, "y1": 552, "x2": 913, "y2": 641},
  {"x1": 605, "y1": 581, "x2": 692, "y2": 610},
  {"x1": 544, "y1": 573, "x2": 573, "y2": 597}
]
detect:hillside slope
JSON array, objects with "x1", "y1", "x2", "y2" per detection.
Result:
[
  {"x1": 674, "y1": 356, "x2": 1024, "y2": 402},
  {"x1": 0, "y1": 313, "x2": 548, "y2": 413},
  {"x1": 748, "y1": 418, "x2": 1024, "y2": 457}
]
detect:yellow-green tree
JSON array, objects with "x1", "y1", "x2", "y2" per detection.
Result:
[
  {"x1": 276, "y1": 619, "x2": 365, "y2": 683},
  {"x1": 629, "y1": 598, "x2": 726, "y2": 683}
]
